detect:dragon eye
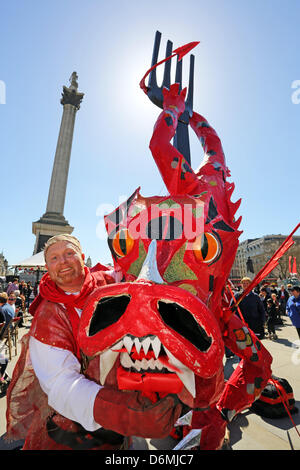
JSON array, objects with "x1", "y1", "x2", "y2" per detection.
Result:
[
  {"x1": 112, "y1": 229, "x2": 134, "y2": 258},
  {"x1": 157, "y1": 300, "x2": 212, "y2": 352},
  {"x1": 89, "y1": 295, "x2": 131, "y2": 336},
  {"x1": 193, "y1": 232, "x2": 220, "y2": 263}
]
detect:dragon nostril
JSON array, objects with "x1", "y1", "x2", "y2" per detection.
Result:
[
  {"x1": 88, "y1": 295, "x2": 131, "y2": 336},
  {"x1": 157, "y1": 300, "x2": 212, "y2": 352}
]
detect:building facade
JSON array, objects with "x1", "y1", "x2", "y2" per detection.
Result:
[{"x1": 231, "y1": 234, "x2": 300, "y2": 284}]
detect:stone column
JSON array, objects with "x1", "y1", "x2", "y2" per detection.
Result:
[{"x1": 32, "y1": 73, "x2": 84, "y2": 254}]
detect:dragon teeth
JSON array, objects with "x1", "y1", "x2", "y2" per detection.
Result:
[
  {"x1": 100, "y1": 339, "x2": 124, "y2": 385},
  {"x1": 152, "y1": 336, "x2": 161, "y2": 358},
  {"x1": 134, "y1": 337, "x2": 142, "y2": 354},
  {"x1": 123, "y1": 335, "x2": 134, "y2": 354},
  {"x1": 141, "y1": 358, "x2": 148, "y2": 369},
  {"x1": 164, "y1": 346, "x2": 196, "y2": 398},
  {"x1": 99, "y1": 348, "x2": 120, "y2": 385},
  {"x1": 99, "y1": 336, "x2": 195, "y2": 398},
  {"x1": 120, "y1": 352, "x2": 132, "y2": 369},
  {"x1": 141, "y1": 337, "x2": 151, "y2": 355},
  {"x1": 175, "y1": 368, "x2": 196, "y2": 398}
]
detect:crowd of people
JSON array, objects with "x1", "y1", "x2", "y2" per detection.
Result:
[
  {"x1": 230, "y1": 278, "x2": 300, "y2": 347},
  {"x1": 0, "y1": 278, "x2": 37, "y2": 393}
]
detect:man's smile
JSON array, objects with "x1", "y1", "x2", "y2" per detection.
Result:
[{"x1": 59, "y1": 267, "x2": 73, "y2": 274}]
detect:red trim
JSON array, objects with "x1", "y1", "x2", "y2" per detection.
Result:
[
  {"x1": 117, "y1": 365, "x2": 183, "y2": 396},
  {"x1": 259, "y1": 392, "x2": 293, "y2": 406}
]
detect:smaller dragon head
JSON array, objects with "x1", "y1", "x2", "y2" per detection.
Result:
[{"x1": 78, "y1": 185, "x2": 240, "y2": 406}]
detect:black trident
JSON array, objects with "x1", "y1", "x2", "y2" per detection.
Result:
[{"x1": 144, "y1": 31, "x2": 196, "y2": 166}]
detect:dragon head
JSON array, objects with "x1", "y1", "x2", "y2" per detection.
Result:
[{"x1": 78, "y1": 183, "x2": 241, "y2": 406}]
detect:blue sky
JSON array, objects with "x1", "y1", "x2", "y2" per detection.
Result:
[{"x1": 1, "y1": 0, "x2": 300, "y2": 267}]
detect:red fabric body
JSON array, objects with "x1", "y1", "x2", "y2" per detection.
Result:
[
  {"x1": 93, "y1": 387, "x2": 182, "y2": 439},
  {"x1": 6, "y1": 267, "x2": 119, "y2": 450},
  {"x1": 96, "y1": 84, "x2": 273, "y2": 450}
]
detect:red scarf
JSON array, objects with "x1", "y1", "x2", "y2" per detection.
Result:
[{"x1": 29, "y1": 266, "x2": 113, "y2": 359}]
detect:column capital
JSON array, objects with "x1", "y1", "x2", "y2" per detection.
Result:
[
  {"x1": 61, "y1": 86, "x2": 84, "y2": 109},
  {"x1": 60, "y1": 72, "x2": 84, "y2": 109}
]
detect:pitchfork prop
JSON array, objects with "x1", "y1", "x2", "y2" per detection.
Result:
[{"x1": 140, "y1": 31, "x2": 199, "y2": 166}]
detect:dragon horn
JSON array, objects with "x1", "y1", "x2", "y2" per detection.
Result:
[{"x1": 137, "y1": 240, "x2": 164, "y2": 284}]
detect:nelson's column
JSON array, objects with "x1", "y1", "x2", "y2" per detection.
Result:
[{"x1": 32, "y1": 72, "x2": 84, "y2": 254}]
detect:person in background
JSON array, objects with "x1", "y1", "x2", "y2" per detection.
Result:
[
  {"x1": 2, "y1": 293, "x2": 15, "y2": 325},
  {"x1": 234, "y1": 277, "x2": 266, "y2": 340},
  {"x1": 13, "y1": 290, "x2": 25, "y2": 327},
  {"x1": 25, "y1": 281, "x2": 33, "y2": 309},
  {"x1": 270, "y1": 283, "x2": 278, "y2": 296},
  {"x1": 266, "y1": 298, "x2": 278, "y2": 340},
  {"x1": 259, "y1": 287, "x2": 270, "y2": 311},
  {"x1": 0, "y1": 354, "x2": 10, "y2": 393},
  {"x1": 270, "y1": 292, "x2": 282, "y2": 325},
  {"x1": 0, "y1": 294, "x2": 6, "y2": 323},
  {"x1": 278, "y1": 285, "x2": 289, "y2": 316},
  {"x1": 19, "y1": 281, "x2": 27, "y2": 296},
  {"x1": 0, "y1": 294, "x2": 10, "y2": 392},
  {"x1": 286, "y1": 286, "x2": 300, "y2": 340},
  {"x1": 287, "y1": 284, "x2": 293, "y2": 298},
  {"x1": 7, "y1": 279, "x2": 19, "y2": 296},
  {"x1": 7, "y1": 293, "x2": 16, "y2": 315}
]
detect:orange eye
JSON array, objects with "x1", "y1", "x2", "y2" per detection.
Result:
[
  {"x1": 112, "y1": 229, "x2": 134, "y2": 257},
  {"x1": 193, "y1": 232, "x2": 220, "y2": 263}
]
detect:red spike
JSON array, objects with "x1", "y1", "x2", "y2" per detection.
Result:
[
  {"x1": 228, "y1": 198, "x2": 242, "y2": 218},
  {"x1": 140, "y1": 41, "x2": 199, "y2": 94},
  {"x1": 173, "y1": 41, "x2": 200, "y2": 61},
  {"x1": 232, "y1": 215, "x2": 242, "y2": 229},
  {"x1": 225, "y1": 182, "x2": 235, "y2": 200}
]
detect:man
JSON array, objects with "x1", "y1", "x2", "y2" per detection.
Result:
[
  {"x1": 13, "y1": 290, "x2": 25, "y2": 327},
  {"x1": 6, "y1": 234, "x2": 181, "y2": 450},
  {"x1": 259, "y1": 287, "x2": 270, "y2": 312},
  {"x1": 234, "y1": 277, "x2": 266, "y2": 340},
  {"x1": 287, "y1": 284, "x2": 293, "y2": 297},
  {"x1": 1, "y1": 293, "x2": 15, "y2": 325},
  {"x1": 6, "y1": 278, "x2": 19, "y2": 296},
  {"x1": 0, "y1": 294, "x2": 10, "y2": 389},
  {"x1": 286, "y1": 286, "x2": 300, "y2": 340},
  {"x1": 278, "y1": 284, "x2": 289, "y2": 316},
  {"x1": 0, "y1": 293, "x2": 7, "y2": 325},
  {"x1": 25, "y1": 281, "x2": 33, "y2": 309},
  {"x1": 270, "y1": 283, "x2": 278, "y2": 296}
]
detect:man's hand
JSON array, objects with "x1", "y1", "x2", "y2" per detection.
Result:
[{"x1": 93, "y1": 387, "x2": 182, "y2": 438}]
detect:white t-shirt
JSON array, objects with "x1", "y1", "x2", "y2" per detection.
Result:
[{"x1": 29, "y1": 295, "x2": 103, "y2": 431}]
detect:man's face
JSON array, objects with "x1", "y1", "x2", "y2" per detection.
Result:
[
  {"x1": 292, "y1": 289, "x2": 300, "y2": 299},
  {"x1": 8, "y1": 294, "x2": 16, "y2": 305},
  {"x1": 241, "y1": 280, "x2": 251, "y2": 290},
  {"x1": 45, "y1": 241, "x2": 85, "y2": 291}
]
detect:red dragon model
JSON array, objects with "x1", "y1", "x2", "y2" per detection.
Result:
[
  {"x1": 6, "y1": 34, "x2": 279, "y2": 451},
  {"x1": 77, "y1": 37, "x2": 273, "y2": 449}
]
